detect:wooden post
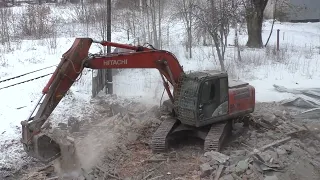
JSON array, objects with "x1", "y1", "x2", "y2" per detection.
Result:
[{"x1": 277, "y1": 29, "x2": 280, "y2": 51}]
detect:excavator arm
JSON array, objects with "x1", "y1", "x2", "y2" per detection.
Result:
[{"x1": 21, "y1": 38, "x2": 184, "y2": 162}]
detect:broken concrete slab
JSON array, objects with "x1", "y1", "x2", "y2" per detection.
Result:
[
  {"x1": 200, "y1": 163, "x2": 213, "y2": 177},
  {"x1": 200, "y1": 155, "x2": 211, "y2": 164},
  {"x1": 281, "y1": 97, "x2": 318, "y2": 109},
  {"x1": 273, "y1": 85, "x2": 301, "y2": 94},
  {"x1": 127, "y1": 132, "x2": 139, "y2": 142},
  {"x1": 204, "y1": 151, "x2": 230, "y2": 164},
  {"x1": 235, "y1": 160, "x2": 249, "y2": 174},
  {"x1": 264, "y1": 150, "x2": 278, "y2": 162},
  {"x1": 262, "y1": 114, "x2": 278, "y2": 125},
  {"x1": 276, "y1": 147, "x2": 287, "y2": 156}
]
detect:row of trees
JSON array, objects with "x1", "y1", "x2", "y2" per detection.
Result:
[
  {"x1": 108, "y1": 0, "x2": 269, "y2": 70},
  {"x1": 0, "y1": 0, "x2": 271, "y2": 71}
]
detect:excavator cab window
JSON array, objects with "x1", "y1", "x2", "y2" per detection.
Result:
[
  {"x1": 199, "y1": 77, "x2": 228, "y2": 120},
  {"x1": 200, "y1": 80, "x2": 217, "y2": 103}
]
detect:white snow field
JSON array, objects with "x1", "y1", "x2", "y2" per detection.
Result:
[{"x1": 0, "y1": 4, "x2": 320, "y2": 173}]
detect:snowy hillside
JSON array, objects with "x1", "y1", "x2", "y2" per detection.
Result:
[{"x1": 0, "y1": 3, "x2": 320, "y2": 175}]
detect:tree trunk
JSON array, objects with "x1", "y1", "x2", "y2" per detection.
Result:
[
  {"x1": 158, "y1": 0, "x2": 162, "y2": 49},
  {"x1": 151, "y1": 0, "x2": 158, "y2": 48},
  {"x1": 212, "y1": 33, "x2": 225, "y2": 71},
  {"x1": 245, "y1": 0, "x2": 267, "y2": 48},
  {"x1": 188, "y1": 2, "x2": 192, "y2": 59},
  {"x1": 146, "y1": 3, "x2": 151, "y2": 42},
  {"x1": 188, "y1": 28, "x2": 192, "y2": 58}
]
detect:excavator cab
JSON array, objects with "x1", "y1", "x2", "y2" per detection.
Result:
[{"x1": 174, "y1": 71, "x2": 229, "y2": 127}]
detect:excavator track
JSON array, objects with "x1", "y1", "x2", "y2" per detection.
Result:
[
  {"x1": 151, "y1": 117, "x2": 178, "y2": 152},
  {"x1": 204, "y1": 121, "x2": 232, "y2": 152}
]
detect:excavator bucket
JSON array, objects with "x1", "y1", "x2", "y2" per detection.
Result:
[
  {"x1": 22, "y1": 131, "x2": 61, "y2": 163},
  {"x1": 21, "y1": 38, "x2": 93, "y2": 163}
]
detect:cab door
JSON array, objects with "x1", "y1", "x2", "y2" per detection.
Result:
[{"x1": 199, "y1": 77, "x2": 229, "y2": 120}]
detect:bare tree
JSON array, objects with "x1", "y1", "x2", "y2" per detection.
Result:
[
  {"x1": 112, "y1": 0, "x2": 166, "y2": 48},
  {"x1": 172, "y1": 0, "x2": 195, "y2": 58},
  {"x1": 0, "y1": 7, "x2": 12, "y2": 47},
  {"x1": 193, "y1": 0, "x2": 238, "y2": 71},
  {"x1": 244, "y1": 0, "x2": 269, "y2": 48},
  {"x1": 94, "y1": 1, "x2": 108, "y2": 43},
  {"x1": 150, "y1": 0, "x2": 159, "y2": 48}
]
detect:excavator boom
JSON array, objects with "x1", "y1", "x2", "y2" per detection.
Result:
[{"x1": 21, "y1": 38, "x2": 184, "y2": 162}]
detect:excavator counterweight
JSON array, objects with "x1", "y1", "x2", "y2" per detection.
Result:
[{"x1": 21, "y1": 38, "x2": 255, "y2": 163}]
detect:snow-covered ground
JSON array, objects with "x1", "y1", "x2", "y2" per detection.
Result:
[{"x1": 0, "y1": 4, "x2": 320, "y2": 173}]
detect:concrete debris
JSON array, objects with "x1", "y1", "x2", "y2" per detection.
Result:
[
  {"x1": 295, "y1": 108, "x2": 320, "y2": 119},
  {"x1": 235, "y1": 160, "x2": 249, "y2": 174},
  {"x1": 233, "y1": 150, "x2": 247, "y2": 156},
  {"x1": 200, "y1": 155, "x2": 211, "y2": 164},
  {"x1": 200, "y1": 163, "x2": 213, "y2": 177},
  {"x1": 68, "y1": 117, "x2": 80, "y2": 133},
  {"x1": 281, "y1": 145, "x2": 292, "y2": 152},
  {"x1": 264, "y1": 175, "x2": 278, "y2": 180},
  {"x1": 127, "y1": 131, "x2": 139, "y2": 142},
  {"x1": 262, "y1": 114, "x2": 278, "y2": 125},
  {"x1": 224, "y1": 164, "x2": 236, "y2": 174},
  {"x1": 281, "y1": 97, "x2": 318, "y2": 109},
  {"x1": 246, "y1": 169, "x2": 253, "y2": 175},
  {"x1": 214, "y1": 165, "x2": 224, "y2": 180},
  {"x1": 58, "y1": 123, "x2": 68, "y2": 130},
  {"x1": 273, "y1": 85, "x2": 320, "y2": 101},
  {"x1": 110, "y1": 103, "x2": 128, "y2": 116},
  {"x1": 204, "y1": 151, "x2": 230, "y2": 164},
  {"x1": 219, "y1": 174, "x2": 234, "y2": 180},
  {"x1": 262, "y1": 150, "x2": 278, "y2": 163},
  {"x1": 276, "y1": 147, "x2": 287, "y2": 155},
  {"x1": 13, "y1": 97, "x2": 320, "y2": 180}
]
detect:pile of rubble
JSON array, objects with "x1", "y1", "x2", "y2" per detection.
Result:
[
  {"x1": 199, "y1": 102, "x2": 320, "y2": 180},
  {"x1": 51, "y1": 94, "x2": 163, "y2": 180},
  {"x1": 13, "y1": 96, "x2": 320, "y2": 180}
]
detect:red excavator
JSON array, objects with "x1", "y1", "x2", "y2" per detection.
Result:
[{"x1": 21, "y1": 38, "x2": 255, "y2": 163}]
